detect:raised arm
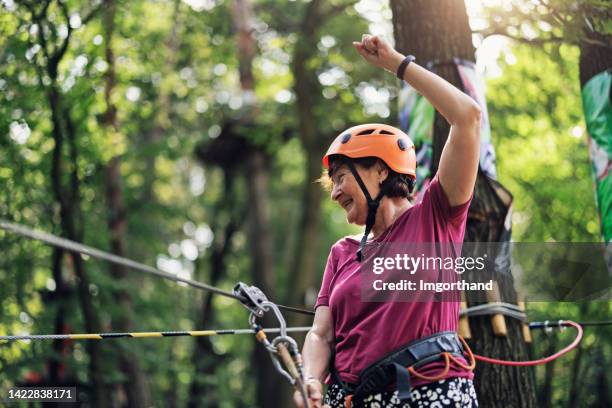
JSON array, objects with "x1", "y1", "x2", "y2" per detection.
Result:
[{"x1": 354, "y1": 35, "x2": 481, "y2": 206}]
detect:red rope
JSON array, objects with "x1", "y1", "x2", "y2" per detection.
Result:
[
  {"x1": 408, "y1": 352, "x2": 451, "y2": 381},
  {"x1": 474, "y1": 320, "x2": 583, "y2": 366}
]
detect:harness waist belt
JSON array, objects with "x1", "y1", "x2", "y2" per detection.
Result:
[{"x1": 334, "y1": 331, "x2": 466, "y2": 405}]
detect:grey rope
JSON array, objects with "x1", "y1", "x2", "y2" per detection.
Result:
[
  {"x1": 0, "y1": 220, "x2": 315, "y2": 316},
  {"x1": 460, "y1": 302, "x2": 528, "y2": 322},
  {"x1": 1, "y1": 219, "x2": 242, "y2": 299}
]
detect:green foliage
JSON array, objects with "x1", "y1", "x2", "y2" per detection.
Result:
[
  {"x1": 0, "y1": 0, "x2": 609, "y2": 406},
  {"x1": 488, "y1": 42, "x2": 600, "y2": 241},
  {"x1": 478, "y1": 0, "x2": 611, "y2": 47}
]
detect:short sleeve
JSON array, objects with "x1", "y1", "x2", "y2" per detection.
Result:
[
  {"x1": 315, "y1": 246, "x2": 337, "y2": 309},
  {"x1": 421, "y1": 174, "x2": 472, "y2": 226}
]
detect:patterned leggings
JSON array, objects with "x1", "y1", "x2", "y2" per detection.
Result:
[{"x1": 324, "y1": 377, "x2": 478, "y2": 407}]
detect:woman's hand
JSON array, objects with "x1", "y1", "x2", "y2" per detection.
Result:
[
  {"x1": 292, "y1": 378, "x2": 330, "y2": 408},
  {"x1": 353, "y1": 34, "x2": 404, "y2": 74}
]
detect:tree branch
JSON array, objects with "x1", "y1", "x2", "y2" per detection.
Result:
[
  {"x1": 254, "y1": 3, "x2": 299, "y2": 33},
  {"x1": 51, "y1": 0, "x2": 73, "y2": 67},
  {"x1": 81, "y1": 1, "x2": 104, "y2": 26},
  {"x1": 22, "y1": 0, "x2": 51, "y2": 62},
  {"x1": 322, "y1": 0, "x2": 357, "y2": 21},
  {"x1": 474, "y1": 22, "x2": 568, "y2": 45}
]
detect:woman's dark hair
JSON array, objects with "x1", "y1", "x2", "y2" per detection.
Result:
[{"x1": 321, "y1": 155, "x2": 415, "y2": 198}]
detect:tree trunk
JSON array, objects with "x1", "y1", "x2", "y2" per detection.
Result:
[
  {"x1": 287, "y1": 0, "x2": 326, "y2": 321},
  {"x1": 141, "y1": 0, "x2": 183, "y2": 205},
  {"x1": 102, "y1": 1, "x2": 151, "y2": 406},
  {"x1": 230, "y1": 2, "x2": 283, "y2": 406},
  {"x1": 537, "y1": 335, "x2": 557, "y2": 408},
  {"x1": 48, "y1": 83, "x2": 109, "y2": 407},
  {"x1": 22, "y1": 1, "x2": 108, "y2": 401},
  {"x1": 578, "y1": 21, "x2": 612, "y2": 407},
  {"x1": 593, "y1": 348, "x2": 612, "y2": 407},
  {"x1": 390, "y1": 1, "x2": 537, "y2": 406},
  {"x1": 245, "y1": 150, "x2": 282, "y2": 408},
  {"x1": 188, "y1": 174, "x2": 238, "y2": 408},
  {"x1": 567, "y1": 339, "x2": 584, "y2": 407},
  {"x1": 578, "y1": 9, "x2": 612, "y2": 276}
]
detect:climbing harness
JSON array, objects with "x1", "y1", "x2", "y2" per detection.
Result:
[
  {"x1": 332, "y1": 319, "x2": 588, "y2": 407},
  {"x1": 331, "y1": 331, "x2": 475, "y2": 408},
  {"x1": 322, "y1": 124, "x2": 416, "y2": 261}
]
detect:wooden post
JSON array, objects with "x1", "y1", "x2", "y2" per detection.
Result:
[
  {"x1": 516, "y1": 294, "x2": 532, "y2": 343},
  {"x1": 458, "y1": 291, "x2": 472, "y2": 339},
  {"x1": 487, "y1": 280, "x2": 507, "y2": 336}
]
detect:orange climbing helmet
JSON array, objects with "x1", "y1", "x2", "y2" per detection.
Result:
[
  {"x1": 322, "y1": 123, "x2": 416, "y2": 179},
  {"x1": 322, "y1": 123, "x2": 417, "y2": 262}
]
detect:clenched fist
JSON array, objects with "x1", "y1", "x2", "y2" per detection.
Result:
[{"x1": 353, "y1": 34, "x2": 405, "y2": 74}]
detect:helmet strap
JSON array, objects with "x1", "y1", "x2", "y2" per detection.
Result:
[{"x1": 345, "y1": 161, "x2": 386, "y2": 262}]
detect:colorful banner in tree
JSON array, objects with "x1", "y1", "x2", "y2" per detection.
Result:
[
  {"x1": 398, "y1": 80, "x2": 434, "y2": 192},
  {"x1": 456, "y1": 61, "x2": 497, "y2": 180},
  {"x1": 398, "y1": 59, "x2": 497, "y2": 194},
  {"x1": 582, "y1": 70, "x2": 612, "y2": 244}
]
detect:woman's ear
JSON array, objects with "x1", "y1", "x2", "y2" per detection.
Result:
[{"x1": 376, "y1": 162, "x2": 389, "y2": 183}]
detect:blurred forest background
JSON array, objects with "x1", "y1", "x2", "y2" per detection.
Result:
[{"x1": 0, "y1": 0, "x2": 610, "y2": 407}]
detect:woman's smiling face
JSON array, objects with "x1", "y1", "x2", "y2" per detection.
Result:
[{"x1": 329, "y1": 161, "x2": 385, "y2": 225}]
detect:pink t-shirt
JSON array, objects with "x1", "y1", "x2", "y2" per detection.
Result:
[{"x1": 315, "y1": 174, "x2": 474, "y2": 387}]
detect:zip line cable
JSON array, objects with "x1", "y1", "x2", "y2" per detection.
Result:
[
  {"x1": 0, "y1": 220, "x2": 315, "y2": 316},
  {"x1": 0, "y1": 327, "x2": 312, "y2": 341},
  {"x1": 2, "y1": 320, "x2": 610, "y2": 343}
]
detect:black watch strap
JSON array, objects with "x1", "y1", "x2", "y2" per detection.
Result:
[{"x1": 396, "y1": 55, "x2": 416, "y2": 80}]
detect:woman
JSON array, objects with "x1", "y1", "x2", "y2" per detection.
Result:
[{"x1": 294, "y1": 34, "x2": 481, "y2": 408}]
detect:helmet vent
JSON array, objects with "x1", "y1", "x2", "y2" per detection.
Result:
[
  {"x1": 356, "y1": 129, "x2": 376, "y2": 136},
  {"x1": 341, "y1": 133, "x2": 352, "y2": 143},
  {"x1": 379, "y1": 130, "x2": 394, "y2": 135},
  {"x1": 397, "y1": 138, "x2": 407, "y2": 151}
]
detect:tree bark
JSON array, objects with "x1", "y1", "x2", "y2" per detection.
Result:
[
  {"x1": 593, "y1": 348, "x2": 612, "y2": 407},
  {"x1": 49, "y1": 83, "x2": 109, "y2": 408},
  {"x1": 140, "y1": 0, "x2": 183, "y2": 205},
  {"x1": 188, "y1": 173, "x2": 238, "y2": 408},
  {"x1": 537, "y1": 335, "x2": 557, "y2": 408},
  {"x1": 390, "y1": 1, "x2": 537, "y2": 406},
  {"x1": 230, "y1": 2, "x2": 283, "y2": 406},
  {"x1": 21, "y1": 1, "x2": 107, "y2": 402},
  {"x1": 49, "y1": 248, "x2": 68, "y2": 385},
  {"x1": 578, "y1": 26, "x2": 612, "y2": 88},
  {"x1": 245, "y1": 149, "x2": 282, "y2": 408},
  {"x1": 102, "y1": 1, "x2": 152, "y2": 406},
  {"x1": 287, "y1": 0, "x2": 326, "y2": 321},
  {"x1": 578, "y1": 20, "x2": 611, "y2": 406}
]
